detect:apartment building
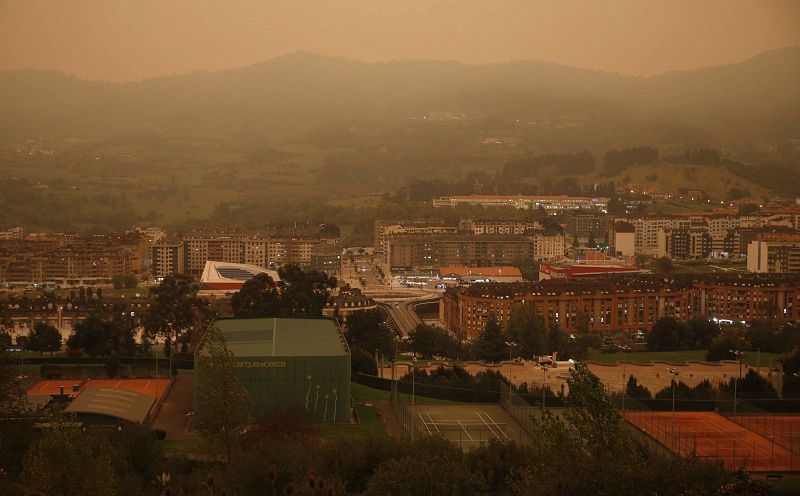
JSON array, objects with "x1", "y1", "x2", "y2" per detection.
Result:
[
  {"x1": 441, "y1": 274, "x2": 800, "y2": 339},
  {"x1": 433, "y1": 195, "x2": 608, "y2": 212},
  {"x1": 657, "y1": 227, "x2": 712, "y2": 260},
  {"x1": 458, "y1": 218, "x2": 543, "y2": 235},
  {"x1": 0, "y1": 231, "x2": 149, "y2": 287},
  {"x1": 747, "y1": 232, "x2": 800, "y2": 274},
  {"x1": 0, "y1": 226, "x2": 23, "y2": 241},
  {"x1": 151, "y1": 241, "x2": 183, "y2": 279},
  {"x1": 565, "y1": 214, "x2": 609, "y2": 243},
  {"x1": 387, "y1": 232, "x2": 565, "y2": 271},
  {"x1": 614, "y1": 217, "x2": 673, "y2": 255},
  {"x1": 372, "y1": 219, "x2": 452, "y2": 254}
]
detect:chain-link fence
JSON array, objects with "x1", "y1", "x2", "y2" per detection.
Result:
[{"x1": 625, "y1": 409, "x2": 799, "y2": 472}]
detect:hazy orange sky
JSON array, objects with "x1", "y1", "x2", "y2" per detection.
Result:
[{"x1": 1, "y1": 0, "x2": 798, "y2": 82}]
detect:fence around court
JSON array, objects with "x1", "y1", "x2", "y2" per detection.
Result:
[
  {"x1": 616, "y1": 396, "x2": 800, "y2": 414},
  {"x1": 389, "y1": 378, "x2": 414, "y2": 435},
  {"x1": 357, "y1": 372, "x2": 500, "y2": 403},
  {"x1": 726, "y1": 414, "x2": 800, "y2": 458},
  {"x1": 390, "y1": 379, "x2": 532, "y2": 448},
  {"x1": 144, "y1": 376, "x2": 177, "y2": 427},
  {"x1": 500, "y1": 381, "x2": 538, "y2": 436},
  {"x1": 625, "y1": 410, "x2": 800, "y2": 472}
]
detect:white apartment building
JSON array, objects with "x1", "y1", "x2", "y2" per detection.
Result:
[
  {"x1": 533, "y1": 232, "x2": 566, "y2": 261},
  {"x1": 433, "y1": 195, "x2": 608, "y2": 212},
  {"x1": 459, "y1": 218, "x2": 543, "y2": 235}
]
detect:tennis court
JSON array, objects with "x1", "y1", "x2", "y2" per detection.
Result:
[
  {"x1": 27, "y1": 379, "x2": 86, "y2": 397},
  {"x1": 412, "y1": 404, "x2": 533, "y2": 449},
  {"x1": 81, "y1": 378, "x2": 172, "y2": 399},
  {"x1": 730, "y1": 415, "x2": 800, "y2": 457},
  {"x1": 626, "y1": 411, "x2": 799, "y2": 472}
]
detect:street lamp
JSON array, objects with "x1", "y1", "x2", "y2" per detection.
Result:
[
  {"x1": 618, "y1": 345, "x2": 631, "y2": 413},
  {"x1": 504, "y1": 341, "x2": 517, "y2": 387},
  {"x1": 411, "y1": 356, "x2": 417, "y2": 440},
  {"x1": 729, "y1": 349, "x2": 744, "y2": 417},
  {"x1": 669, "y1": 368, "x2": 680, "y2": 444},
  {"x1": 539, "y1": 360, "x2": 551, "y2": 408}
]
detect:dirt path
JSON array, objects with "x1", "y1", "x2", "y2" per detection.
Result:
[{"x1": 372, "y1": 400, "x2": 404, "y2": 438}]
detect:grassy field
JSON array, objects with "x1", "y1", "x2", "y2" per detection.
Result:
[
  {"x1": 318, "y1": 404, "x2": 388, "y2": 439},
  {"x1": 589, "y1": 349, "x2": 779, "y2": 367},
  {"x1": 159, "y1": 438, "x2": 205, "y2": 456},
  {"x1": 599, "y1": 163, "x2": 771, "y2": 201},
  {"x1": 351, "y1": 381, "x2": 390, "y2": 402}
]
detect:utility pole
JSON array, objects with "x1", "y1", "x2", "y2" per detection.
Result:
[
  {"x1": 411, "y1": 356, "x2": 417, "y2": 441},
  {"x1": 730, "y1": 349, "x2": 744, "y2": 417},
  {"x1": 540, "y1": 360, "x2": 551, "y2": 408},
  {"x1": 669, "y1": 368, "x2": 681, "y2": 446},
  {"x1": 504, "y1": 341, "x2": 517, "y2": 387},
  {"x1": 618, "y1": 344, "x2": 631, "y2": 413}
]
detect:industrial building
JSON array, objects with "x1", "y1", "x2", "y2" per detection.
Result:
[{"x1": 195, "y1": 318, "x2": 351, "y2": 423}]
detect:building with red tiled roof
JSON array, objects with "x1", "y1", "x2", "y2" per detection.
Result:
[{"x1": 439, "y1": 266, "x2": 523, "y2": 283}]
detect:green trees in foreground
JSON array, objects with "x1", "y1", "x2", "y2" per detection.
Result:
[{"x1": 195, "y1": 325, "x2": 252, "y2": 465}]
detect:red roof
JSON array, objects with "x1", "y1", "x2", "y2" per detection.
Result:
[
  {"x1": 439, "y1": 266, "x2": 522, "y2": 277},
  {"x1": 540, "y1": 264, "x2": 640, "y2": 276}
]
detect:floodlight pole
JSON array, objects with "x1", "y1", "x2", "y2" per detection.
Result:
[
  {"x1": 155, "y1": 345, "x2": 159, "y2": 400},
  {"x1": 541, "y1": 364, "x2": 550, "y2": 408},
  {"x1": 730, "y1": 349, "x2": 744, "y2": 417},
  {"x1": 669, "y1": 368, "x2": 680, "y2": 445},
  {"x1": 504, "y1": 341, "x2": 517, "y2": 387},
  {"x1": 619, "y1": 345, "x2": 631, "y2": 413},
  {"x1": 411, "y1": 356, "x2": 417, "y2": 441}
]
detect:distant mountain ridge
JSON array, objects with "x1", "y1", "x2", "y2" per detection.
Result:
[{"x1": 0, "y1": 47, "x2": 798, "y2": 141}]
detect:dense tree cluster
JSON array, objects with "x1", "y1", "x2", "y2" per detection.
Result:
[
  {"x1": 681, "y1": 148, "x2": 722, "y2": 165},
  {"x1": 398, "y1": 365, "x2": 506, "y2": 393},
  {"x1": 25, "y1": 321, "x2": 62, "y2": 356},
  {"x1": 502, "y1": 151, "x2": 595, "y2": 178},
  {"x1": 645, "y1": 317, "x2": 720, "y2": 352},
  {"x1": 408, "y1": 324, "x2": 460, "y2": 358},
  {"x1": 231, "y1": 265, "x2": 337, "y2": 319},
  {"x1": 602, "y1": 146, "x2": 659, "y2": 176},
  {"x1": 67, "y1": 311, "x2": 137, "y2": 356}
]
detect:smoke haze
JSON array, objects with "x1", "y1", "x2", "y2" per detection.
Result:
[{"x1": 1, "y1": 0, "x2": 798, "y2": 81}]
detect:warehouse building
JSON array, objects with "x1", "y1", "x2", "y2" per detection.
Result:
[{"x1": 195, "y1": 318, "x2": 351, "y2": 423}]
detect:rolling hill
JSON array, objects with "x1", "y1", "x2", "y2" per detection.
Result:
[{"x1": 0, "y1": 48, "x2": 798, "y2": 143}]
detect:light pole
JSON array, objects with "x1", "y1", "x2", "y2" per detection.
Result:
[
  {"x1": 669, "y1": 368, "x2": 680, "y2": 445},
  {"x1": 540, "y1": 361, "x2": 551, "y2": 408},
  {"x1": 729, "y1": 349, "x2": 744, "y2": 417},
  {"x1": 618, "y1": 345, "x2": 631, "y2": 413},
  {"x1": 504, "y1": 341, "x2": 517, "y2": 387},
  {"x1": 411, "y1": 356, "x2": 417, "y2": 440}
]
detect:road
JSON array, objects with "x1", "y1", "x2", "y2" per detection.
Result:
[
  {"x1": 338, "y1": 253, "x2": 441, "y2": 336},
  {"x1": 377, "y1": 296, "x2": 440, "y2": 337}
]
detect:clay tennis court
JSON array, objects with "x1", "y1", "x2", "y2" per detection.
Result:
[
  {"x1": 27, "y1": 378, "x2": 172, "y2": 400},
  {"x1": 730, "y1": 415, "x2": 800, "y2": 457},
  {"x1": 81, "y1": 378, "x2": 172, "y2": 399},
  {"x1": 626, "y1": 411, "x2": 800, "y2": 472},
  {"x1": 27, "y1": 379, "x2": 87, "y2": 397}
]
